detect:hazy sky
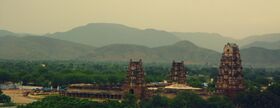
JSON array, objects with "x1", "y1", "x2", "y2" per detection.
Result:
[{"x1": 0, "y1": 0, "x2": 279, "y2": 39}]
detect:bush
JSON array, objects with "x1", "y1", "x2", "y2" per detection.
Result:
[{"x1": 0, "y1": 94, "x2": 11, "y2": 103}]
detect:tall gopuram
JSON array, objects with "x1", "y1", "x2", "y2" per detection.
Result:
[
  {"x1": 169, "y1": 61, "x2": 187, "y2": 84},
  {"x1": 123, "y1": 59, "x2": 146, "y2": 99},
  {"x1": 216, "y1": 43, "x2": 245, "y2": 96}
]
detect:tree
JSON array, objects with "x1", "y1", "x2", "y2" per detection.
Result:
[
  {"x1": 141, "y1": 95, "x2": 170, "y2": 108},
  {"x1": 207, "y1": 95, "x2": 234, "y2": 108},
  {"x1": 171, "y1": 91, "x2": 207, "y2": 108},
  {"x1": 0, "y1": 71, "x2": 11, "y2": 83},
  {"x1": 0, "y1": 93, "x2": 11, "y2": 103},
  {"x1": 104, "y1": 100, "x2": 123, "y2": 108},
  {"x1": 122, "y1": 94, "x2": 137, "y2": 108},
  {"x1": 267, "y1": 83, "x2": 280, "y2": 96},
  {"x1": 233, "y1": 91, "x2": 280, "y2": 108}
]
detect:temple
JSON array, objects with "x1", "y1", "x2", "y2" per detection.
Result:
[
  {"x1": 216, "y1": 43, "x2": 245, "y2": 96},
  {"x1": 122, "y1": 59, "x2": 146, "y2": 99},
  {"x1": 169, "y1": 61, "x2": 187, "y2": 84}
]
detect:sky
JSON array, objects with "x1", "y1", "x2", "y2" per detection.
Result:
[{"x1": 0, "y1": 0, "x2": 280, "y2": 39}]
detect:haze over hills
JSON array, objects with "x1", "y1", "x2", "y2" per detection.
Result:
[
  {"x1": 80, "y1": 41, "x2": 220, "y2": 64},
  {"x1": 47, "y1": 23, "x2": 180, "y2": 48},
  {"x1": 45, "y1": 23, "x2": 280, "y2": 51},
  {"x1": 0, "y1": 30, "x2": 19, "y2": 37},
  {"x1": 0, "y1": 23, "x2": 280, "y2": 67},
  {"x1": 172, "y1": 32, "x2": 237, "y2": 52},
  {"x1": 0, "y1": 36, "x2": 95, "y2": 60},
  {"x1": 242, "y1": 41, "x2": 280, "y2": 50},
  {"x1": 241, "y1": 47, "x2": 280, "y2": 67},
  {"x1": 240, "y1": 33, "x2": 280, "y2": 46}
]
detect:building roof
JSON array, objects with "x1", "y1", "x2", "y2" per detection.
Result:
[{"x1": 164, "y1": 84, "x2": 201, "y2": 90}]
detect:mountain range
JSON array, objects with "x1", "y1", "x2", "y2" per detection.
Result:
[
  {"x1": 242, "y1": 40, "x2": 280, "y2": 50},
  {"x1": 0, "y1": 36, "x2": 94, "y2": 60},
  {"x1": 45, "y1": 23, "x2": 280, "y2": 52},
  {"x1": 80, "y1": 41, "x2": 220, "y2": 65},
  {"x1": 47, "y1": 23, "x2": 180, "y2": 48},
  {"x1": 0, "y1": 23, "x2": 279, "y2": 67}
]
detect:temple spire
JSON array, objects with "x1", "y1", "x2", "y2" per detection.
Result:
[{"x1": 216, "y1": 43, "x2": 245, "y2": 96}]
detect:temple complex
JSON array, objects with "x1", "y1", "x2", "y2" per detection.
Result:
[
  {"x1": 216, "y1": 43, "x2": 245, "y2": 96},
  {"x1": 60, "y1": 59, "x2": 203, "y2": 100}
]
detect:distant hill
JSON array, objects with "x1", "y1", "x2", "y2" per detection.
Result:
[
  {"x1": 172, "y1": 32, "x2": 237, "y2": 52},
  {"x1": 241, "y1": 47, "x2": 280, "y2": 68},
  {"x1": 240, "y1": 33, "x2": 280, "y2": 46},
  {"x1": 48, "y1": 23, "x2": 180, "y2": 47},
  {"x1": 0, "y1": 30, "x2": 18, "y2": 37},
  {"x1": 45, "y1": 23, "x2": 280, "y2": 52},
  {"x1": 80, "y1": 40, "x2": 220, "y2": 65},
  {"x1": 0, "y1": 34, "x2": 279, "y2": 67},
  {"x1": 80, "y1": 40, "x2": 280, "y2": 67},
  {"x1": 0, "y1": 36, "x2": 95, "y2": 60},
  {"x1": 1, "y1": 23, "x2": 280, "y2": 67},
  {"x1": 153, "y1": 41, "x2": 220, "y2": 64},
  {"x1": 242, "y1": 41, "x2": 280, "y2": 50}
]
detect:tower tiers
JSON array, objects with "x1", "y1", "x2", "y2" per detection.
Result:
[
  {"x1": 170, "y1": 61, "x2": 187, "y2": 84},
  {"x1": 216, "y1": 43, "x2": 245, "y2": 96},
  {"x1": 123, "y1": 59, "x2": 145, "y2": 99}
]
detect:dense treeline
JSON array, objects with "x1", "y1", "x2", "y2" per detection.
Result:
[
  {"x1": 1, "y1": 60, "x2": 280, "y2": 107},
  {"x1": 0, "y1": 60, "x2": 280, "y2": 89}
]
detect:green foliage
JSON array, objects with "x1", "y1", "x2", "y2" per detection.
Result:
[
  {"x1": 0, "y1": 94, "x2": 11, "y2": 103},
  {"x1": 171, "y1": 91, "x2": 207, "y2": 108},
  {"x1": 0, "y1": 71, "x2": 11, "y2": 83},
  {"x1": 187, "y1": 76, "x2": 205, "y2": 88},
  {"x1": 0, "y1": 60, "x2": 280, "y2": 107},
  {"x1": 0, "y1": 89, "x2": 12, "y2": 106},
  {"x1": 18, "y1": 96, "x2": 104, "y2": 108},
  {"x1": 141, "y1": 95, "x2": 170, "y2": 108},
  {"x1": 103, "y1": 100, "x2": 123, "y2": 108},
  {"x1": 207, "y1": 95, "x2": 234, "y2": 108},
  {"x1": 267, "y1": 83, "x2": 280, "y2": 96},
  {"x1": 233, "y1": 90, "x2": 280, "y2": 108},
  {"x1": 122, "y1": 94, "x2": 137, "y2": 108}
]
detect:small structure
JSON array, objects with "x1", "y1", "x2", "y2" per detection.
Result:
[
  {"x1": 169, "y1": 61, "x2": 187, "y2": 84},
  {"x1": 61, "y1": 83, "x2": 123, "y2": 100},
  {"x1": 0, "y1": 82, "x2": 18, "y2": 90},
  {"x1": 216, "y1": 43, "x2": 245, "y2": 96}
]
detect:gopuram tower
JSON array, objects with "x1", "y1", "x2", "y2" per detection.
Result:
[
  {"x1": 170, "y1": 61, "x2": 187, "y2": 84},
  {"x1": 216, "y1": 43, "x2": 245, "y2": 96},
  {"x1": 123, "y1": 59, "x2": 145, "y2": 99}
]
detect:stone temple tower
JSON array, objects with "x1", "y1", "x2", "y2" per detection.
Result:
[
  {"x1": 170, "y1": 61, "x2": 187, "y2": 84},
  {"x1": 216, "y1": 43, "x2": 245, "y2": 96},
  {"x1": 123, "y1": 59, "x2": 145, "y2": 99}
]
